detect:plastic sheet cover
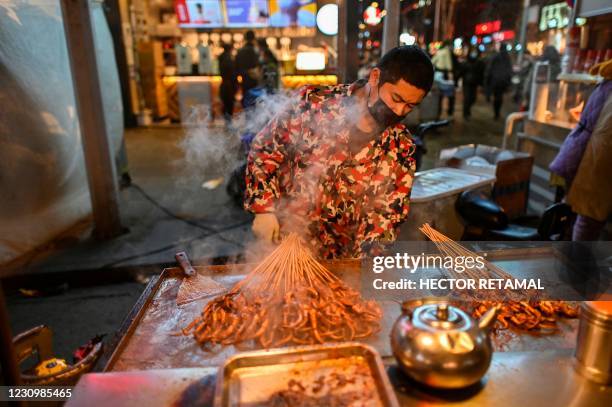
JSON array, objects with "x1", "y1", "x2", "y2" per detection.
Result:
[{"x1": 0, "y1": 0, "x2": 123, "y2": 266}]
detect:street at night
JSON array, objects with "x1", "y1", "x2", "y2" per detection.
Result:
[{"x1": 1, "y1": 0, "x2": 611, "y2": 405}]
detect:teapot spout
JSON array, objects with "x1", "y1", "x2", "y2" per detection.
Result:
[{"x1": 478, "y1": 304, "x2": 500, "y2": 331}]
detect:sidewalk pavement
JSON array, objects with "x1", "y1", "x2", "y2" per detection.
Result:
[{"x1": 7, "y1": 125, "x2": 253, "y2": 278}]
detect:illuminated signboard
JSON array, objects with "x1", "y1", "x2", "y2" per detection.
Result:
[
  {"x1": 492, "y1": 30, "x2": 516, "y2": 42},
  {"x1": 176, "y1": 0, "x2": 224, "y2": 27},
  {"x1": 539, "y1": 2, "x2": 570, "y2": 31},
  {"x1": 296, "y1": 52, "x2": 325, "y2": 70},
  {"x1": 175, "y1": 0, "x2": 316, "y2": 28},
  {"x1": 269, "y1": 0, "x2": 316, "y2": 27},
  {"x1": 225, "y1": 0, "x2": 269, "y2": 27},
  {"x1": 475, "y1": 20, "x2": 501, "y2": 35}
]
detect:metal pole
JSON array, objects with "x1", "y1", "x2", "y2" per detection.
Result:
[
  {"x1": 60, "y1": 0, "x2": 123, "y2": 239},
  {"x1": 382, "y1": 0, "x2": 401, "y2": 54},
  {"x1": 337, "y1": 0, "x2": 348, "y2": 83},
  {"x1": 336, "y1": 0, "x2": 359, "y2": 83},
  {"x1": 517, "y1": 0, "x2": 531, "y2": 66},
  {"x1": 562, "y1": 0, "x2": 580, "y2": 73},
  {"x1": 433, "y1": 0, "x2": 441, "y2": 42},
  {"x1": 0, "y1": 283, "x2": 21, "y2": 386}
]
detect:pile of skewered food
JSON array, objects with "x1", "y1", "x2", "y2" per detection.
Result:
[
  {"x1": 183, "y1": 234, "x2": 382, "y2": 348},
  {"x1": 472, "y1": 300, "x2": 579, "y2": 333},
  {"x1": 420, "y1": 225, "x2": 580, "y2": 334}
]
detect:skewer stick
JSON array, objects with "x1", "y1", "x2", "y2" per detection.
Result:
[{"x1": 183, "y1": 233, "x2": 382, "y2": 348}]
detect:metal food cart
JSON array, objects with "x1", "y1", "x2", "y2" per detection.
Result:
[{"x1": 64, "y1": 258, "x2": 610, "y2": 406}]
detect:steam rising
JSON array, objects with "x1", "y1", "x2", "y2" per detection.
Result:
[{"x1": 179, "y1": 84, "x2": 371, "y2": 261}]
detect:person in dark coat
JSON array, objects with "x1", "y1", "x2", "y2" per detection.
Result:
[
  {"x1": 550, "y1": 76, "x2": 612, "y2": 241},
  {"x1": 459, "y1": 47, "x2": 484, "y2": 119},
  {"x1": 257, "y1": 38, "x2": 280, "y2": 93},
  {"x1": 485, "y1": 44, "x2": 513, "y2": 119},
  {"x1": 235, "y1": 30, "x2": 260, "y2": 106},
  {"x1": 218, "y1": 43, "x2": 237, "y2": 124}
]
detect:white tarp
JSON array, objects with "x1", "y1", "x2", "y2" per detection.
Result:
[{"x1": 0, "y1": 0, "x2": 123, "y2": 266}]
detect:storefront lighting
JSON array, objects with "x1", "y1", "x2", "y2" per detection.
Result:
[
  {"x1": 483, "y1": 36, "x2": 492, "y2": 44},
  {"x1": 399, "y1": 32, "x2": 416, "y2": 45},
  {"x1": 316, "y1": 4, "x2": 338, "y2": 36},
  {"x1": 539, "y1": 2, "x2": 570, "y2": 31},
  {"x1": 478, "y1": 44, "x2": 485, "y2": 52},
  {"x1": 475, "y1": 20, "x2": 501, "y2": 35},
  {"x1": 470, "y1": 35, "x2": 478, "y2": 45},
  {"x1": 453, "y1": 38, "x2": 463, "y2": 49},
  {"x1": 296, "y1": 52, "x2": 326, "y2": 71},
  {"x1": 492, "y1": 30, "x2": 516, "y2": 42},
  {"x1": 364, "y1": 5, "x2": 383, "y2": 25}
]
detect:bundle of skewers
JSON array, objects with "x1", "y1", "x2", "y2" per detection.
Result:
[
  {"x1": 420, "y1": 224, "x2": 579, "y2": 333},
  {"x1": 419, "y1": 223, "x2": 529, "y2": 300},
  {"x1": 183, "y1": 233, "x2": 382, "y2": 348},
  {"x1": 472, "y1": 300, "x2": 578, "y2": 333}
]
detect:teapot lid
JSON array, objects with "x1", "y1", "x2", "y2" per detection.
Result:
[{"x1": 413, "y1": 303, "x2": 471, "y2": 331}]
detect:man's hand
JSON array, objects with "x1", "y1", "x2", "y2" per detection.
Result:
[{"x1": 252, "y1": 213, "x2": 280, "y2": 243}]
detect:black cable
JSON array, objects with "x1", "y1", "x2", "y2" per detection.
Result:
[
  {"x1": 95, "y1": 183, "x2": 253, "y2": 267},
  {"x1": 100, "y1": 219, "x2": 250, "y2": 269},
  {"x1": 128, "y1": 183, "x2": 248, "y2": 248}
]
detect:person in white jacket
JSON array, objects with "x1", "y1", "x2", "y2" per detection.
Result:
[{"x1": 431, "y1": 41, "x2": 455, "y2": 117}]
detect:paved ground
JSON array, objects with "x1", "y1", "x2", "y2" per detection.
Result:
[{"x1": 3, "y1": 88, "x2": 518, "y2": 371}]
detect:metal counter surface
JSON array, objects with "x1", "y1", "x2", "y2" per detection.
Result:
[
  {"x1": 71, "y1": 351, "x2": 611, "y2": 406},
  {"x1": 101, "y1": 262, "x2": 578, "y2": 372},
  {"x1": 389, "y1": 349, "x2": 611, "y2": 406}
]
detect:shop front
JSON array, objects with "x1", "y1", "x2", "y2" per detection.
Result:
[
  {"x1": 129, "y1": 0, "x2": 340, "y2": 123},
  {"x1": 508, "y1": 0, "x2": 612, "y2": 211}
]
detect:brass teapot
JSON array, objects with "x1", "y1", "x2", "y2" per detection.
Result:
[{"x1": 391, "y1": 298, "x2": 499, "y2": 389}]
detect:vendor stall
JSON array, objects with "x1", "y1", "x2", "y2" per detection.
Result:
[
  {"x1": 509, "y1": 0, "x2": 612, "y2": 213},
  {"x1": 122, "y1": 0, "x2": 341, "y2": 123},
  {"x1": 64, "y1": 238, "x2": 610, "y2": 406}
]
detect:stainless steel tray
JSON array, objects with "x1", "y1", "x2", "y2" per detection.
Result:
[{"x1": 214, "y1": 342, "x2": 399, "y2": 407}]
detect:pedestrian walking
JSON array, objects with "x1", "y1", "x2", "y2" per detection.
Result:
[
  {"x1": 258, "y1": 38, "x2": 280, "y2": 93},
  {"x1": 458, "y1": 47, "x2": 484, "y2": 119},
  {"x1": 431, "y1": 40, "x2": 456, "y2": 117},
  {"x1": 218, "y1": 43, "x2": 237, "y2": 124},
  {"x1": 235, "y1": 30, "x2": 260, "y2": 107},
  {"x1": 485, "y1": 44, "x2": 513, "y2": 120}
]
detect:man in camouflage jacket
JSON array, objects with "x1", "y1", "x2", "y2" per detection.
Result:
[{"x1": 245, "y1": 46, "x2": 435, "y2": 259}]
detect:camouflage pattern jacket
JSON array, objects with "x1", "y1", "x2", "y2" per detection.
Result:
[{"x1": 244, "y1": 82, "x2": 416, "y2": 259}]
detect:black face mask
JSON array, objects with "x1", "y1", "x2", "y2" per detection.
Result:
[{"x1": 367, "y1": 85, "x2": 405, "y2": 129}]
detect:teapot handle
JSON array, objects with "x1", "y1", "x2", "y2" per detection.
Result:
[
  {"x1": 401, "y1": 302, "x2": 414, "y2": 317},
  {"x1": 478, "y1": 304, "x2": 501, "y2": 331}
]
